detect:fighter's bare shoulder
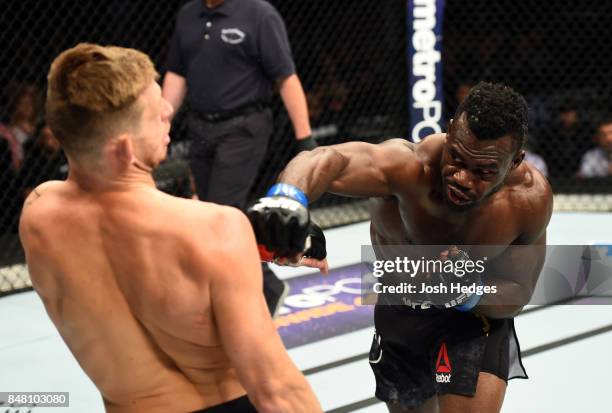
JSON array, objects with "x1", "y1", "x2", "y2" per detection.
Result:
[
  {"x1": 22, "y1": 180, "x2": 65, "y2": 208},
  {"x1": 379, "y1": 137, "x2": 418, "y2": 155},
  {"x1": 509, "y1": 162, "x2": 554, "y2": 242},
  {"x1": 184, "y1": 200, "x2": 257, "y2": 258},
  {"x1": 181, "y1": 201, "x2": 260, "y2": 285},
  {"x1": 376, "y1": 137, "x2": 428, "y2": 185},
  {"x1": 19, "y1": 181, "x2": 68, "y2": 239}
]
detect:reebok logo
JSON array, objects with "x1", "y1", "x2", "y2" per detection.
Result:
[{"x1": 435, "y1": 342, "x2": 452, "y2": 383}]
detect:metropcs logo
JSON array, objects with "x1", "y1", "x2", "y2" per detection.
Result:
[
  {"x1": 435, "y1": 342, "x2": 452, "y2": 383},
  {"x1": 410, "y1": 0, "x2": 443, "y2": 142}
]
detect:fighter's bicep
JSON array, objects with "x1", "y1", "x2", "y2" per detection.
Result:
[
  {"x1": 207, "y1": 210, "x2": 267, "y2": 328},
  {"x1": 330, "y1": 150, "x2": 390, "y2": 196},
  {"x1": 329, "y1": 140, "x2": 416, "y2": 197},
  {"x1": 19, "y1": 212, "x2": 59, "y2": 298}
]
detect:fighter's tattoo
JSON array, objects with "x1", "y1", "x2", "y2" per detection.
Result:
[{"x1": 24, "y1": 188, "x2": 42, "y2": 207}]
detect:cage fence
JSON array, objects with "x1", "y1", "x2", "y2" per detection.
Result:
[{"x1": 1, "y1": 0, "x2": 611, "y2": 294}]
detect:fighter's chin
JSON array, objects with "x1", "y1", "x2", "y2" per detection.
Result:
[
  {"x1": 155, "y1": 145, "x2": 170, "y2": 164},
  {"x1": 151, "y1": 153, "x2": 167, "y2": 169}
]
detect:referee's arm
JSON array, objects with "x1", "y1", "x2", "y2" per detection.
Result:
[
  {"x1": 278, "y1": 74, "x2": 312, "y2": 140},
  {"x1": 162, "y1": 71, "x2": 186, "y2": 119}
]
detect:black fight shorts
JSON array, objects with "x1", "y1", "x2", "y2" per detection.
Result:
[
  {"x1": 369, "y1": 304, "x2": 527, "y2": 410},
  {"x1": 191, "y1": 396, "x2": 257, "y2": 413}
]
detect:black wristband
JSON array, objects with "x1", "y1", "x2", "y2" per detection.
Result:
[{"x1": 295, "y1": 136, "x2": 317, "y2": 152}]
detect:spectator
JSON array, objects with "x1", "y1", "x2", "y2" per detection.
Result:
[
  {"x1": 578, "y1": 116, "x2": 612, "y2": 177},
  {"x1": 4, "y1": 123, "x2": 67, "y2": 234},
  {"x1": 8, "y1": 84, "x2": 40, "y2": 151},
  {"x1": 306, "y1": 88, "x2": 326, "y2": 126},
  {"x1": 162, "y1": 0, "x2": 314, "y2": 316},
  {"x1": 0, "y1": 82, "x2": 41, "y2": 233},
  {"x1": 306, "y1": 53, "x2": 350, "y2": 129},
  {"x1": 17, "y1": 124, "x2": 67, "y2": 198},
  {"x1": 521, "y1": 133, "x2": 549, "y2": 177},
  {"x1": 0, "y1": 136, "x2": 19, "y2": 233},
  {"x1": 543, "y1": 98, "x2": 590, "y2": 178},
  {"x1": 0, "y1": 124, "x2": 22, "y2": 171},
  {"x1": 524, "y1": 149, "x2": 549, "y2": 177}
]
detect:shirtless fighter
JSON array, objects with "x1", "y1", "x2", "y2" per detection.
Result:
[
  {"x1": 19, "y1": 44, "x2": 321, "y2": 413},
  {"x1": 249, "y1": 82, "x2": 553, "y2": 412}
]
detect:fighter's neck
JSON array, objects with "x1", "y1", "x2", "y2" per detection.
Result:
[{"x1": 67, "y1": 161, "x2": 156, "y2": 193}]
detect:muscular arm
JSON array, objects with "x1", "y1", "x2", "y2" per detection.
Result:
[
  {"x1": 278, "y1": 139, "x2": 420, "y2": 201},
  {"x1": 476, "y1": 234, "x2": 547, "y2": 318},
  {"x1": 206, "y1": 208, "x2": 321, "y2": 413},
  {"x1": 162, "y1": 71, "x2": 187, "y2": 119},
  {"x1": 476, "y1": 180, "x2": 554, "y2": 318},
  {"x1": 19, "y1": 184, "x2": 63, "y2": 304},
  {"x1": 278, "y1": 74, "x2": 311, "y2": 140}
]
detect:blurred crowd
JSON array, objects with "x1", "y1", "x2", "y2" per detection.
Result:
[
  {"x1": 0, "y1": 82, "x2": 68, "y2": 232},
  {"x1": 1, "y1": 0, "x2": 611, "y2": 243},
  {"x1": 2, "y1": 75, "x2": 612, "y2": 235},
  {"x1": 448, "y1": 81, "x2": 612, "y2": 180}
]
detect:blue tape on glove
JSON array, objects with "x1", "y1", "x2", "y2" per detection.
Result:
[
  {"x1": 266, "y1": 183, "x2": 309, "y2": 207},
  {"x1": 455, "y1": 280, "x2": 483, "y2": 312}
]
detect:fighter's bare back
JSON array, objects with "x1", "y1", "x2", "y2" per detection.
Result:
[{"x1": 20, "y1": 180, "x2": 254, "y2": 412}]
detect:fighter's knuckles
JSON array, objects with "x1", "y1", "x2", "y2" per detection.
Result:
[{"x1": 247, "y1": 194, "x2": 313, "y2": 259}]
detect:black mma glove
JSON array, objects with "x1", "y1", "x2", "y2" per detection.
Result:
[
  {"x1": 247, "y1": 183, "x2": 311, "y2": 259},
  {"x1": 303, "y1": 222, "x2": 327, "y2": 260},
  {"x1": 295, "y1": 136, "x2": 317, "y2": 154}
]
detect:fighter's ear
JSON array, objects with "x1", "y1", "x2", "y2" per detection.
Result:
[
  {"x1": 114, "y1": 134, "x2": 134, "y2": 165},
  {"x1": 511, "y1": 150, "x2": 525, "y2": 171}
]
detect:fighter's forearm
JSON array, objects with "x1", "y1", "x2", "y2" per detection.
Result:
[
  {"x1": 249, "y1": 374, "x2": 322, "y2": 413},
  {"x1": 474, "y1": 278, "x2": 532, "y2": 319},
  {"x1": 475, "y1": 304, "x2": 524, "y2": 319},
  {"x1": 278, "y1": 146, "x2": 348, "y2": 202}
]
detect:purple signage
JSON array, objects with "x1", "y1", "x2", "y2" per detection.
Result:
[{"x1": 276, "y1": 264, "x2": 374, "y2": 349}]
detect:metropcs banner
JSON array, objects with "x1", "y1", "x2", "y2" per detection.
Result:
[{"x1": 407, "y1": 0, "x2": 445, "y2": 142}]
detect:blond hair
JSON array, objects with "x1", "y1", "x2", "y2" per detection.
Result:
[{"x1": 46, "y1": 43, "x2": 159, "y2": 157}]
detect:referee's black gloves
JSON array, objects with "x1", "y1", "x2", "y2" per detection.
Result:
[{"x1": 295, "y1": 135, "x2": 317, "y2": 154}]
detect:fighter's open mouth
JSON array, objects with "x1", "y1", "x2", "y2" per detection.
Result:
[{"x1": 447, "y1": 185, "x2": 471, "y2": 205}]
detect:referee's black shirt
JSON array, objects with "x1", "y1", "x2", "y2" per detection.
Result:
[{"x1": 166, "y1": 0, "x2": 296, "y2": 114}]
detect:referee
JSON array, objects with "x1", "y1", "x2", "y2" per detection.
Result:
[{"x1": 162, "y1": 0, "x2": 314, "y2": 315}]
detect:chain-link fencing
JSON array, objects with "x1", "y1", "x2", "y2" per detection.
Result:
[{"x1": 1, "y1": 0, "x2": 611, "y2": 294}]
